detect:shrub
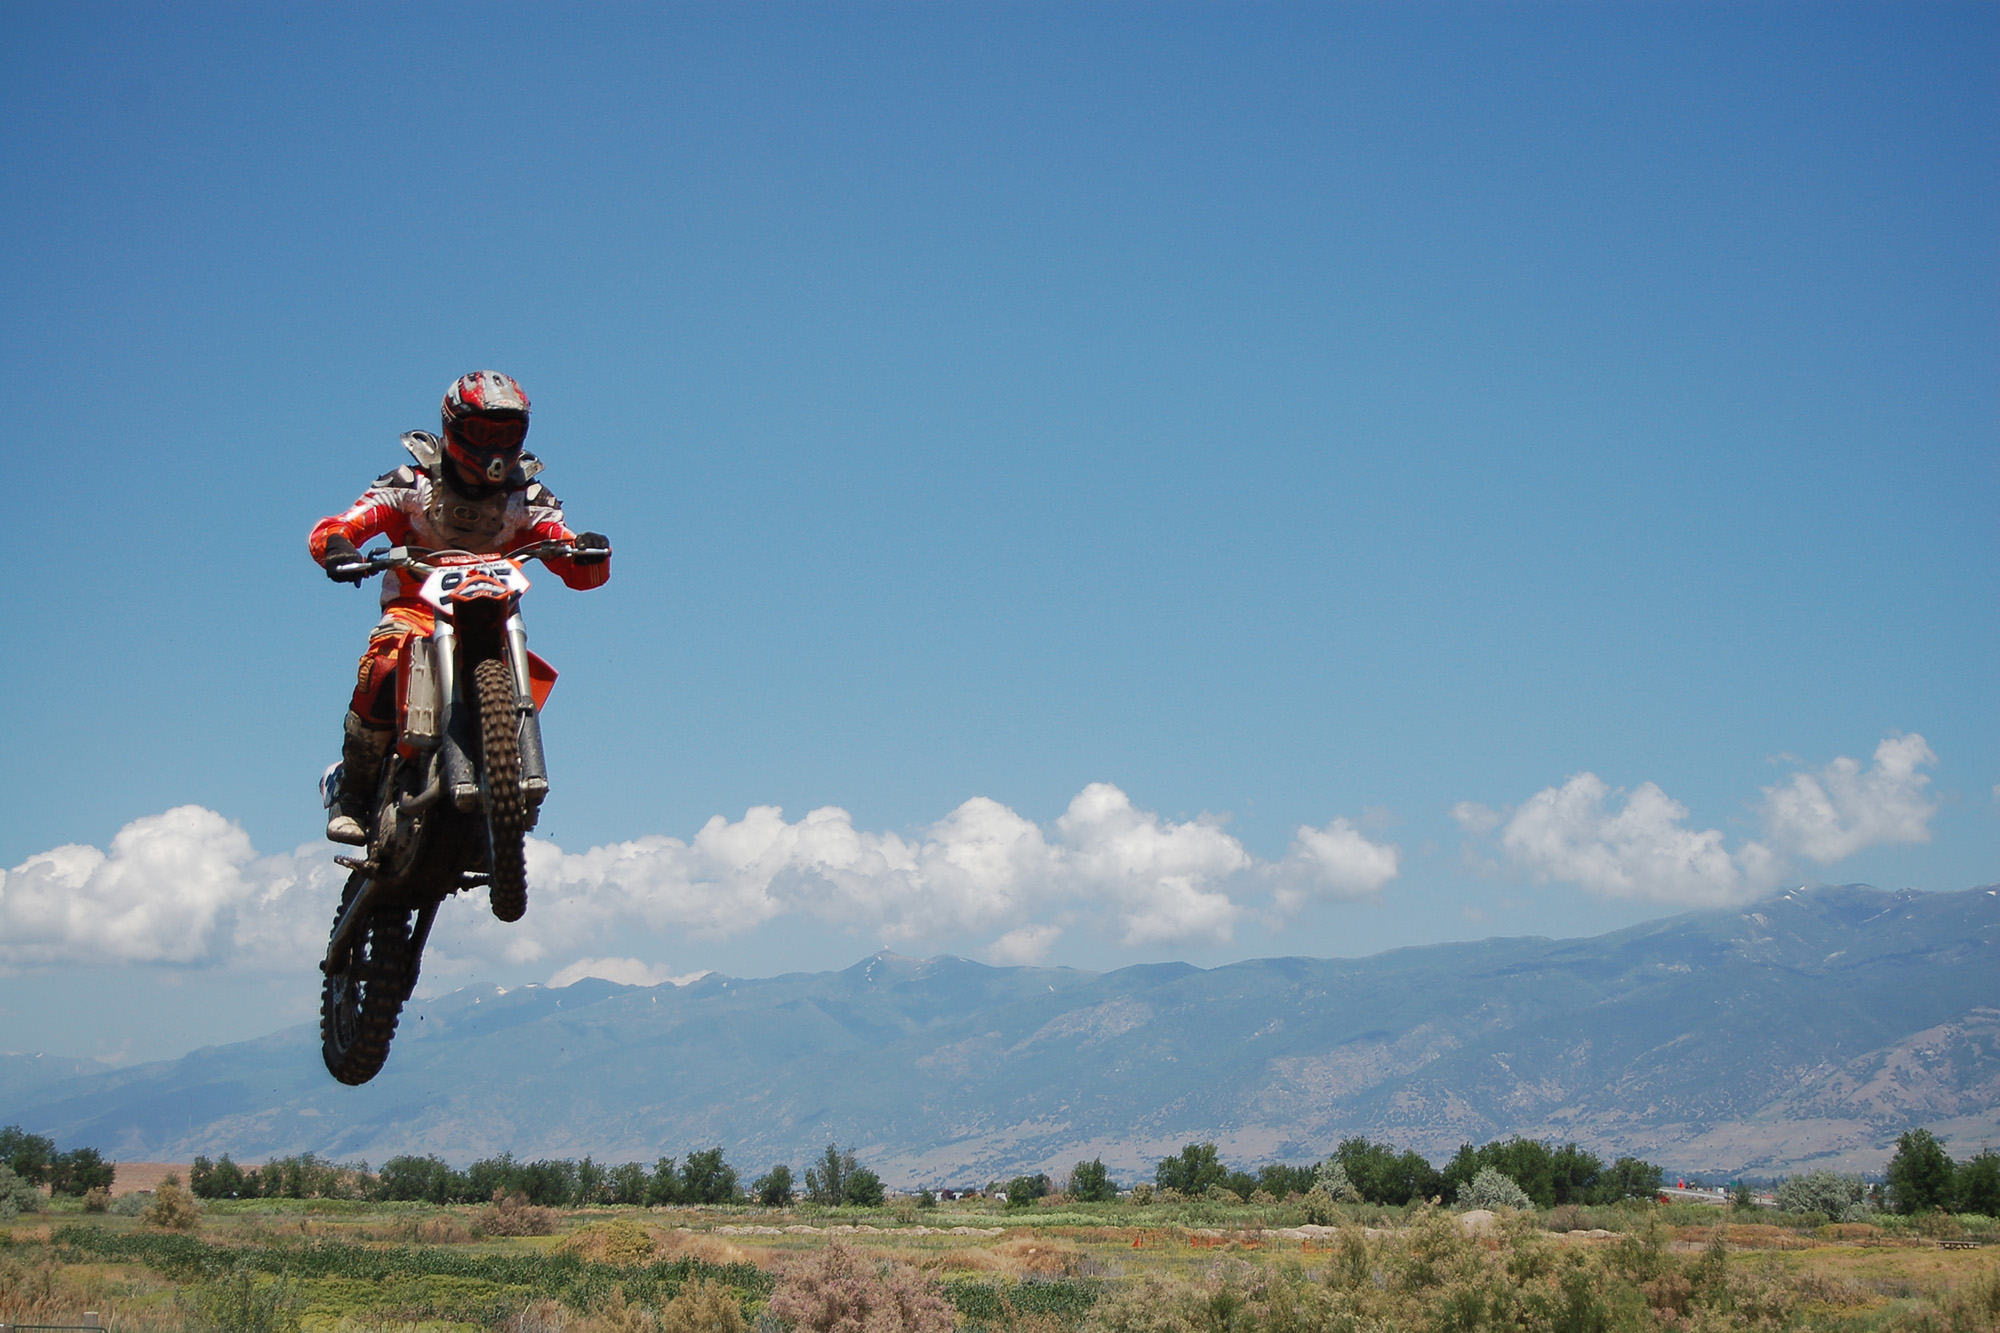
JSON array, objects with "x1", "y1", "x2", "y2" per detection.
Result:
[
  {"x1": 1775, "y1": 1170, "x2": 1868, "y2": 1218},
  {"x1": 1127, "y1": 1183, "x2": 1153, "y2": 1205},
  {"x1": 81, "y1": 1186, "x2": 110, "y2": 1213},
  {"x1": 659, "y1": 1276, "x2": 749, "y2": 1333},
  {"x1": 557, "y1": 1218, "x2": 658, "y2": 1265},
  {"x1": 1458, "y1": 1167, "x2": 1532, "y2": 1211},
  {"x1": 480, "y1": 1189, "x2": 557, "y2": 1236},
  {"x1": 0, "y1": 1164, "x2": 45, "y2": 1218},
  {"x1": 767, "y1": 1240, "x2": 955, "y2": 1333},
  {"x1": 1312, "y1": 1159, "x2": 1362, "y2": 1203},
  {"x1": 176, "y1": 1266, "x2": 302, "y2": 1333},
  {"x1": 1301, "y1": 1186, "x2": 1340, "y2": 1225},
  {"x1": 142, "y1": 1173, "x2": 201, "y2": 1230},
  {"x1": 110, "y1": 1189, "x2": 150, "y2": 1216}
]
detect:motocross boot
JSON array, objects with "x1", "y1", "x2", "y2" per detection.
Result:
[{"x1": 326, "y1": 712, "x2": 393, "y2": 846}]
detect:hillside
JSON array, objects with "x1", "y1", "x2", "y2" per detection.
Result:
[{"x1": 6, "y1": 883, "x2": 1996, "y2": 1183}]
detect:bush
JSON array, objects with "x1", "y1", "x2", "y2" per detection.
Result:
[
  {"x1": 0, "y1": 1164, "x2": 45, "y2": 1218},
  {"x1": 142, "y1": 1173, "x2": 201, "y2": 1230},
  {"x1": 479, "y1": 1189, "x2": 557, "y2": 1236},
  {"x1": 659, "y1": 1276, "x2": 748, "y2": 1333},
  {"x1": 110, "y1": 1189, "x2": 150, "y2": 1216},
  {"x1": 1775, "y1": 1170, "x2": 1869, "y2": 1219},
  {"x1": 768, "y1": 1240, "x2": 954, "y2": 1333},
  {"x1": 176, "y1": 1266, "x2": 302, "y2": 1333},
  {"x1": 1313, "y1": 1159, "x2": 1362, "y2": 1203},
  {"x1": 1458, "y1": 1167, "x2": 1532, "y2": 1211},
  {"x1": 1301, "y1": 1186, "x2": 1340, "y2": 1225},
  {"x1": 81, "y1": 1186, "x2": 110, "y2": 1213}
]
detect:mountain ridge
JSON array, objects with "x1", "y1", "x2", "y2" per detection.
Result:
[{"x1": 5, "y1": 883, "x2": 1996, "y2": 1183}]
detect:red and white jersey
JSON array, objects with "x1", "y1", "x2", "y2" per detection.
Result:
[{"x1": 309, "y1": 432, "x2": 609, "y2": 604}]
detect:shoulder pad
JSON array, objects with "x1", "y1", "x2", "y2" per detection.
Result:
[
  {"x1": 525, "y1": 480, "x2": 561, "y2": 507},
  {"x1": 514, "y1": 450, "x2": 546, "y2": 483},
  {"x1": 401, "y1": 431, "x2": 443, "y2": 468},
  {"x1": 372, "y1": 465, "x2": 419, "y2": 489}
]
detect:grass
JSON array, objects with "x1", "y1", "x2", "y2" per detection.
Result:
[{"x1": 3, "y1": 1195, "x2": 1995, "y2": 1332}]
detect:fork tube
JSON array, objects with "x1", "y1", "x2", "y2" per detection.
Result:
[{"x1": 504, "y1": 613, "x2": 533, "y2": 705}]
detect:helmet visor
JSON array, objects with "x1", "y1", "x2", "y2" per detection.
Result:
[{"x1": 448, "y1": 413, "x2": 529, "y2": 453}]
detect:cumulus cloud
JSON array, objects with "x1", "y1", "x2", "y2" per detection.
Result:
[
  {"x1": 1461, "y1": 734, "x2": 1938, "y2": 908},
  {"x1": 1270, "y1": 816, "x2": 1402, "y2": 911},
  {"x1": 1487, "y1": 773, "x2": 1782, "y2": 907},
  {"x1": 1, "y1": 784, "x2": 1401, "y2": 971},
  {"x1": 1761, "y1": 734, "x2": 1937, "y2": 863},
  {"x1": 0, "y1": 807, "x2": 337, "y2": 965}
]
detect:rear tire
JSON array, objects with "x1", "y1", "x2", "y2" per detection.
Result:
[
  {"x1": 320, "y1": 871, "x2": 414, "y2": 1085},
  {"x1": 476, "y1": 656, "x2": 528, "y2": 922}
]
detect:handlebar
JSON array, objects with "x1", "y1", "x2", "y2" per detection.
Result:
[{"x1": 347, "y1": 539, "x2": 610, "y2": 579}]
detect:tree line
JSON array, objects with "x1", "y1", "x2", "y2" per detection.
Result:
[
  {"x1": 1139, "y1": 1136, "x2": 1665, "y2": 1208},
  {"x1": 0, "y1": 1125, "x2": 115, "y2": 1197},
  {"x1": 189, "y1": 1143, "x2": 885, "y2": 1208}
]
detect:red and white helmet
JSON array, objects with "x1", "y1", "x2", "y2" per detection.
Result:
[{"x1": 440, "y1": 370, "x2": 531, "y2": 485}]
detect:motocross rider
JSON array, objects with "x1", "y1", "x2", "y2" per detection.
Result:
[{"x1": 308, "y1": 370, "x2": 610, "y2": 875}]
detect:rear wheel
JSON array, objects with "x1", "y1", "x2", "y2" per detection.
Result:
[
  {"x1": 320, "y1": 871, "x2": 414, "y2": 1085},
  {"x1": 476, "y1": 656, "x2": 528, "y2": 922}
]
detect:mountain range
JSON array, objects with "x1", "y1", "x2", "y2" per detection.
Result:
[{"x1": 4, "y1": 883, "x2": 1996, "y2": 1184}]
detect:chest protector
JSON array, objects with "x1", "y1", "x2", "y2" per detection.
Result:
[{"x1": 401, "y1": 431, "x2": 543, "y2": 553}]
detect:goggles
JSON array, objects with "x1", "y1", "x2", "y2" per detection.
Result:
[{"x1": 447, "y1": 413, "x2": 529, "y2": 453}]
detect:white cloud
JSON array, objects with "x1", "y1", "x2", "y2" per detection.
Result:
[
  {"x1": 0, "y1": 807, "x2": 332, "y2": 964},
  {"x1": 1271, "y1": 816, "x2": 1402, "y2": 911},
  {"x1": 1492, "y1": 773, "x2": 1781, "y2": 907},
  {"x1": 548, "y1": 957, "x2": 707, "y2": 988},
  {"x1": 1761, "y1": 733, "x2": 1937, "y2": 863},
  {"x1": 1463, "y1": 734, "x2": 1940, "y2": 908},
  {"x1": 1, "y1": 784, "x2": 1400, "y2": 970},
  {"x1": 1056, "y1": 783, "x2": 1251, "y2": 945}
]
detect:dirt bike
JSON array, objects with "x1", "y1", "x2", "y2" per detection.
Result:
[{"x1": 318, "y1": 538, "x2": 601, "y2": 1085}]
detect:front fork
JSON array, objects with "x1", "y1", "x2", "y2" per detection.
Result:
[{"x1": 438, "y1": 610, "x2": 550, "y2": 818}]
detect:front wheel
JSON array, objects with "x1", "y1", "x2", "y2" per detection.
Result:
[
  {"x1": 320, "y1": 871, "x2": 415, "y2": 1085},
  {"x1": 475, "y1": 656, "x2": 528, "y2": 922}
]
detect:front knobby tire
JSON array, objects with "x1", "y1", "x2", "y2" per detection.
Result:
[
  {"x1": 320, "y1": 870, "x2": 415, "y2": 1085},
  {"x1": 476, "y1": 656, "x2": 528, "y2": 922}
]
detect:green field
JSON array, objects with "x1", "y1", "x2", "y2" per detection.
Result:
[{"x1": 5, "y1": 1190, "x2": 1999, "y2": 1332}]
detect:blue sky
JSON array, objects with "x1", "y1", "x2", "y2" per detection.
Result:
[{"x1": 1, "y1": 3, "x2": 1994, "y2": 1062}]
